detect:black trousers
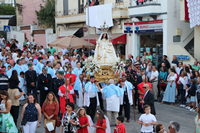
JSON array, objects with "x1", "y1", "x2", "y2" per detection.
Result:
[
  {"x1": 27, "y1": 87, "x2": 38, "y2": 101},
  {"x1": 10, "y1": 105, "x2": 19, "y2": 126},
  {"x1": 87, "y1": 97, "x2": 97, "y2": 121},
  {"x1": 98, "y1": 92, "x2": 104, "y2": 111},
  {"x1": 119, "y1": 95, "x2": 130, "y2": 120}
]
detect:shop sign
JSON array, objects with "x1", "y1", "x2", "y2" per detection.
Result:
[
  {"x1": 134, "y1": 20, "x2": 163, "y2": 33},
  {"x1": 123, "y1": 22, "x2": 133, "y2": 33},
  {"x1": 174, "y1": 55, "x2": 190, "y2": 61}
]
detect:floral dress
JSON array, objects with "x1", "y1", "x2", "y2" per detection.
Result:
[
  {"x1": 61, "y1": 111, "x2": 80, "y2": 133},
  {"x1": 195, "y1": 115, "x2": 200, "y2": 133},
  {"x1": 0, "y1": 100, "x2": 18, "y2": 133}
]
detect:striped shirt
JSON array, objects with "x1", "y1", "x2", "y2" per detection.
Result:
[{"x1": 0, "y1": 74, "x2": 8, "y2": 90}]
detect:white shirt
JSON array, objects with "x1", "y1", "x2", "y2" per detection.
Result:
[
  {"x1": 176, "y1": 67, "x2": 182, "y2": 75},
  {"x1": 49, "y1": 56, "x2": 54, "y2": 63},
  {"x1": 178, "y1": 76, "x2": 188, "y2": 90},
  {"x1": 71, "y1": 60, "x2": 78, "y2": 69},
  {"x1": 39, "y1": 49, "x2": 45, "y2": 55},
  {"x1": 16, "y1": 42, "x2": 21, "y2": 50},
  {"x1": 139, "y1": 113, "x2": 157, "y2": 132},
  {"x1": 147, "y1": 70, "x2": 152, "y2": 78},
  {"x1": 88, "y1": 84, "x2": 96, "y2": 98},
  {"x1": 150, "y1": 70, "x2": 158, "y2": 81},
  {"x1": 26, "y1": 42, "x2": 30, "y2": 47}
]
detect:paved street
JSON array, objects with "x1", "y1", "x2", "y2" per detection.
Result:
[{"x1": 17, "y1": 101, "x2": 196, "y2": 133}]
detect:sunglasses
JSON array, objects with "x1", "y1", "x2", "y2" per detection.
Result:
[
  {"x1": 159, "y1": 127, "x2": 165, "y2": 133},
  {"x1": 168, "y1": 126, "x2": 172, "y2": 129},
  {"x1": 143, "y1": 87, "x2": 147, "y2": 89}
]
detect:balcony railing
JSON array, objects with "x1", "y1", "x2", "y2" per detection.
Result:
[{"x1": 130, "y1": 0, "x2": 160, "y2": 6}]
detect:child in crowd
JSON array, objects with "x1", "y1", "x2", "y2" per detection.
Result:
[
  {"x1": 77, "y1": 108, "x2": 89, "y2": 133},
  {"x1": 114, "y1": 116, "x2": 126, "y2": 133},
  {"x1": 138, "y1": 105, "x2": 157, "y2": 133},
  {"x1": 19, "y1": 72, "x2": 26, "y2": 104},
  {"x1": 92, "y1": 110, "x2": 107, "y2": 133},
  {"x1": 7, "y1": 65, "x2": 11, "y2": 70},
  {"x1": 185, "y1": 84, "x2": 191, "y2": 110},
  {"x1": 190, "y1": 79, "x2": 197, "y2": 112}
]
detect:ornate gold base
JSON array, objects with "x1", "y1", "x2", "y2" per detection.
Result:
[{"x1": 87, "y1": 65, "x2": 121, "y2": 83}]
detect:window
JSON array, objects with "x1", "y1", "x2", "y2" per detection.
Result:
[
  {"x1": 63, "y1": 0, "x2": 68, "y2": 15},
  {"x1": 116, "y1": 0, "x2": 123, "y2": 3}
]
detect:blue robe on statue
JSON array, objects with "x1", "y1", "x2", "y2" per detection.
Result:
[
  {"x1": 13, "y1": 64, "x2": 23, "y2": 75},
  {"x1": 72, "y1": 67, "x2": 82, "y2": 78}
]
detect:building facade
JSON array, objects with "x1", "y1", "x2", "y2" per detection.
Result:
[
  {"x1": 55, "y1": 0, "x2": 131, "y2": 59},
  {"x1": 128, "y1": 0, "x2": 195, "y2": 65}
]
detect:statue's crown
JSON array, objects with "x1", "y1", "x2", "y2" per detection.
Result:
[{"x1": 100, "y1": 22, "x2": 109, "y2": 33}]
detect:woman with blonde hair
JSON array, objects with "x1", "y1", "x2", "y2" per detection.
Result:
[{"x1": 42, "y1": 92, "x2": 59, "y2": 133}]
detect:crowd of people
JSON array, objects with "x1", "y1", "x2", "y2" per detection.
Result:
[{"x1": 0, "y1": 35, "x2": 199, "y2": 133}]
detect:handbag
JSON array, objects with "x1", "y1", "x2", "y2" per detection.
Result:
[
  {"x1": 44, "y1": 119, "x2": 56, "y2": 128},
  {"x1": 56, "y1": 116, "x2": 61, "y2": 127},
  {"x1": 21, "y1": 117, "x2": 27, "y2": 126}
]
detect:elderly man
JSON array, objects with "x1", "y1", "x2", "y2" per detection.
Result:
[
  {"x1": 137, "y1": 75, "x2": 152, "y2": 113},
  {"x1": 71, "y1": 56, "x2": 78, "y2": 69},
  {"x1": 192, "y1": 60, "x2": 199, "y2": 71},
  {"x1": 140, "y1": 84, "x2": 156, "y2": 115},
  {"x1": 74, "y1": 74, "x2": 85, "y2": 107},
  {"x1": 13, "y1": 59, "x2": 23, "y2": 75},
  {"x1": 119, "y1": 75, "x2": 134, "y2": 123},
  {"x1": 98, "y1": 79, "x2": 124, "y2": 125},
  {"x1": 150, "y1": 66, "x2": 159, "y2": 101},
  {"x1": 172, "y1": 56, "x2": 179, "y2": 67},
  {"x1": 168, "y1": 121, "x2": 180, "y2": 133}
]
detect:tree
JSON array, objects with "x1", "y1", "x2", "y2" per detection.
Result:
[
  {"x1": 35, "y1": 0, "x2": 55, "y2": 32},
  {"x1": 0, "y1": 4, "x2": 15, "y2": 15}
]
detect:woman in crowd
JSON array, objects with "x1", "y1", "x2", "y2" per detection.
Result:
[
  {"x1": 195, "y1": 104, "x2": 200, "y2": 133},
  {"x1": 159, "y1": 66, "x2": 168, "y2": 82},
  {"x1": 155, "y1": 124, "x2": 166, "y2": 133},
  {"x1": 77, "y1": 108, "x2": 89, "y2": 133},
  {"x1": 20, "y1": 94, "x2": 41, "y2": 133},
  {"x1": 42, "y1": 92, "x2": 59, "y2": 133},
  {"x1": 8, "y1": 70, "x2": 25, "y2": 126},
  {"x1": 161, "y1": 68, "x2": 177, "y2": 105},
  {"x1": 0, "y1": 91, "x2": 18, "y2": 133},
  {"x1": 92, "y1": 110, "x2": 107, "y2": 133},
  {"x1": 185, "y1": 66, "x2": 191, "y2": 79},
  {"x1": 53, "y1": 55, "x2": 60, "y2": 64},
  {"x1": 178, "y1": 71, "x2": 188, "y2": 107},
  {"x1": 189, "y1": 71, "x2": 197, "y2": 88},
  {"x1": 59, "y1": 102, "x2": 80, "y2": 133}
]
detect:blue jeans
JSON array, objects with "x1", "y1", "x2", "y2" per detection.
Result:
[{"x1": 181, "y1": 89, "x2": 186, "y2": 104}]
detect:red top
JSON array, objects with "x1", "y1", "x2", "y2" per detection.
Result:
[
  {"x1": 175, "y1": 73, "x2": 179, "y2": 90},
  {"x1": 58, "y1": 85, "x2": 74, "y2": 113},
  {"x1": 42, "y1": 101, "x2": 59, "y2": 120},
  {"x1": 65, "y1": 73, "x2": 76, "y2": 87},
  {"x1": 114, "y1": 123, "x2": 126, "y2": 133},
  {"x1": 78, "y1": 116, "x2": 89, "y2": 133},
  {"x1": 91, "y1": 1, "x2": 95, "y2": 6},
  {"x1": 137, "y1": 82, "x2": 152, "y2": 105},
  {"x1": 96, "y1": 119, "x2": 106, "y2": 133}
]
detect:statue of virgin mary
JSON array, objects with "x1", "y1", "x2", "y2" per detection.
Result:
[{"x1": 94, "y1": 32, "x2": 119, "y2": 65}]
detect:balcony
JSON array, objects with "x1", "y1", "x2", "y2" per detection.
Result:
[
  {"x1": 128, "y1": 0, "x2": 166, "y2": 20},
  {"x1": 55, "y1": 2, "x2": 129, "y2": 25}
]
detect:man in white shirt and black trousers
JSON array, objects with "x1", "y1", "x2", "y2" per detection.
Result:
[
  {"x1": 119, "y1": 74, "x2": 135, "y2": 123},
  {"x1": 84, "y1": 76, "x2": 100, "y2": 121}
]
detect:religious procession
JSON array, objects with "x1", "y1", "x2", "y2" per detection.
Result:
[{"x1": 1, "y1": 0, "x2": 200, "y2": 133}]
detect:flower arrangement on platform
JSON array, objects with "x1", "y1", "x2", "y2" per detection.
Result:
[
  {"x1": 112, "y1": 61, "x2": 125, "y2": 75},
  {"x1": 83, "y1": 56, "x2": 101, "y2": 73}
]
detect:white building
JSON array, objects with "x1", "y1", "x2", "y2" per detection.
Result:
[{"x1": 128, "y1": 0, "x2": 195, "y2": 65}]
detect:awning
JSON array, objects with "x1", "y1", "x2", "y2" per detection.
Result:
[
  {"x1": 82, "y1": 33, "x2": 127, "y2": 45},
  {"x1": 58, "y1": 27, "x2": 80, "y2": 38}
]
